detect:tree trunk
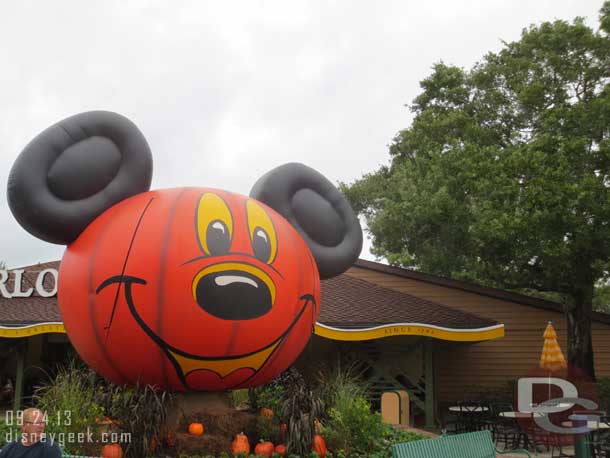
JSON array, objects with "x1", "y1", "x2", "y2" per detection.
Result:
[{"x1": 565, "y1": 285, "x2": 596, "y2": 381}]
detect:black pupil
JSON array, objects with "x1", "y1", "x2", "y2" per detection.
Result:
[
  {"x1": 206, "y1": 220, "x2": 230, "y2": 255},
  {"x1": 252, "y1": 227, "x2": 271, "y2": 262}
]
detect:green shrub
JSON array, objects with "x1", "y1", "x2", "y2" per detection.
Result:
[
  {"x1": 231, "y1": 389, "x2": 250, "y2": 409},
  {"x1": 255, "y1": 415, "x2": 281, "y2": 443},
  {"x1": 34, "y1": 361, "x2": 105, "y2": 455},
  {"x1": 0, "y1": 417, "x2": 20, "y2": 447},
  {"x1": 34, "y1": 360, "x2": 172, "y2": 458},
  {"x1": 249, "y1": 382, "x2": 285, "y2": 415},
  {"x1": 280, "y1": 368, "x2": 322, "y2": 457},
  {"x1": 325, "y1": 403, "x2": 425, "y2": 458},
  {"x1": 249, "y1": 379, "x2": 285, "y2": 443},
  {"x1": 323, "y1": 395, "x2": 384, "y2": 454},
  {"x1": 315, "y1": 361, "x2": 367, "y2": 420},
  {"x1": 94, "y1": 383, "x2": 172, "y2": 458}
]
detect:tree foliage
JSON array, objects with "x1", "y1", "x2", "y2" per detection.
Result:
[
  {"x1": 593, "y1": 284, "x2": 610, "y2": 313},
  {"x1": 344, "y1": 4, "x2": 610, "y2": 378}
]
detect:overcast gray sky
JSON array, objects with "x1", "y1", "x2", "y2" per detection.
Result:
[{"x1": 0, "y1": 0, "x2": 603, "y2": 269}]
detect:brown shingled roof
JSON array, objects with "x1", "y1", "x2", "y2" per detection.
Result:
[
  {"x1": 0, "y1": 261, "x2": 61, "y2": 325},
  {"x1": 354, "y1": 259, "x2": 610, "y2": 325},
  {"x1": 320, "y1": 274, "x2": 498, "y2": 330},
  {"x1": 0, "y1": 295, "x2": 61, "y2": 325},
  {"x1": 13, "y1": 261, "x2": 60, "y2": 271},
  {"x1": 1, "y1": 260, "x2": 500, "y2": 331}
]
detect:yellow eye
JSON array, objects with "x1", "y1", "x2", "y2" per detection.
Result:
[
  {"x1": 197, "y1": 193, "x2": 233, "y2": 256},
  {"x1": 246, "y1": 200, "x2": 277, "y2": 264}
]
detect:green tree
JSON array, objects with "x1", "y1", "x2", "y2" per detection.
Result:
[
  {"x1": 344, "y1": 3, "x2": 610, "y2": 379},
  {"x1": 594, "y1": 284, "x2": 610, "y2": 313}
]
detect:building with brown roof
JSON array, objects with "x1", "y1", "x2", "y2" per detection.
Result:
[{"x1": 1, "y1": 259, "x2": 610, "y2": 429}]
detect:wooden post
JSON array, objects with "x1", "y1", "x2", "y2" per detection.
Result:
[
  {"x1": 425, "y1": 339, "x2": 435, "y2": 429},
  {"x1": 13, "y1": 341, "x2": 26, "y2": 413}
]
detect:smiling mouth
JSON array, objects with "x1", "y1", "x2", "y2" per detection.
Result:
[
  {"x1": 168, "y1": 338, "x2": 281, "y2": 379},
  {"x1": 96, "y1": 274, "x2": 316, "y2": 389}
]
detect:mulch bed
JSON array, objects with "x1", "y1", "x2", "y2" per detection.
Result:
[{"x1": 176, "y1": 408, "x2": 257, "y2": 455}]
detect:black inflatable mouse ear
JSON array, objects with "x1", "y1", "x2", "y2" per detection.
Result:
[
  {"x1": 250, "y1": 163, "x2": 363, "y2": 279},
  {"x1": 7, "y1": 111, "x2": 153, "y2": 245}
]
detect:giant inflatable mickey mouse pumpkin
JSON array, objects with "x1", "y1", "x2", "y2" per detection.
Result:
[{"x1": 7, "y1": 111, "x2": 362, "y2": 391}]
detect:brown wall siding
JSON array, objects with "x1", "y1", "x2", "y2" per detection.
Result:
[{"x1": 345, "y1": 267, "x2": 610, "y2": 403}]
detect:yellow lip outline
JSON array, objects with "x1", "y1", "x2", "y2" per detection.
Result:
[
  {"x1": 191, "y1": 261, "x2": 277, "y2": 306},
  {"x1": 97, "y1": 272, "x2": 315, "y2": 390},
  {"x1": 168, "y1": 338, "x2": 282, "y2": 380}
]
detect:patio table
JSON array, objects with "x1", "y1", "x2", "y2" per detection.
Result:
[
  {"x1": 445, "y1": 405, "x2": 491, "y2": 434},
  {"x1": 448, "y1": 405, "x2": 489, "y2": 412},
  {"x1": 499, "y1": 411, "x2": 545, "y2": 418},
  {"x1": 529, "y1": 403, "x2": 572, "y2": 409},
  {"x1": 561, "y1": 420, "x2": 610, "y2": 429}
]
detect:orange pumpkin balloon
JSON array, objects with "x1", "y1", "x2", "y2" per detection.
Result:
[
  {"x1": 275, "y1": 444, "x2": 287, "y2": 456},
  {"x1": 232, "y1": 432, "x2": 250, "y2": 456},
  {"x1": 188, "y1": 422, "x2": 204, "y2": 435},
  {"x1": 59, "y1": 189, "x2": 321, "y2": 391},
  {"x1": 101, "y1": 443, "x2": 123, "y2": 458},
  {"x1": 8, "y1": 112, "x2": 363, "y2": 393}
]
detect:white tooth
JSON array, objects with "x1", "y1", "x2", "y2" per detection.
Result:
[{"x1": 215, "y1": 275, "x2": 258, "y2": 288}]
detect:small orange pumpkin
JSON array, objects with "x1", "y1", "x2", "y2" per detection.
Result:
[
  {"x1": 260, "y1": 407, "x2": 274, "y2": 419},
  {"x1": 312, "y1": 434, "x2": 327, "y2": 458},
  {"x1": 149, "y1": 435, "x2": 158, "y2": 452},
  {"x1": 254, "y1": 440, "x2": 274, "y2": 457},
  {"x1": 165, "y1": 431, "x2": 176, "y2": 447},
  {"x1": 279, "y1": 422, "x2": 288, "y2": 440},
  {"x1": 275, "y1": 444, "x2": 287, "y2": 456},
  {"x1": 188, "y1": 422, "x2": 204, "y2": 436},
  {"x1": 101, "y1": 443, "x2": 123, "y2": 458},
  {"x1": 231, "y1": 432, "x2": 250, "y2": 456}
]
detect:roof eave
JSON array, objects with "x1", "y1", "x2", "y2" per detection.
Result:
[{"x1": 354, "y1": 259, "x2": 610, "y2": 325}]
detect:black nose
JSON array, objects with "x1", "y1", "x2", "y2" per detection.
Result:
[{"x1": 195, "y1": 269, "x2": 272, "y2": 320}]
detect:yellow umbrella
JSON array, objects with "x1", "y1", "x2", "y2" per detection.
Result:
[
  {"x1": 539, "y1": 321, "x2": 567, "y2": 372},
  {"x1": 539, "y1": 321, "x2": 567, "y2": 403}
]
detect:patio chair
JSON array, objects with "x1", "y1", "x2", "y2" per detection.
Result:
[
  {"x1": 442, "y1": 401, "x2": 474, "y2": 435},
  {"x1": 591, "y1": 416, "x2": 610, "y2": 458},
  {"x1": 474, "y1": 401, "x2": 495, "y2": 434},
  {"x1": 492, "y1": 403, "x2": 527, "y2": 450},
  {"x1": 441, "y1": 412, "x2": 466, "y2": 435},
  {"x1": 458, "y1": 400, "x2": 489, "y2": 433},
  {"x1": 521, "y1": 420, "x2": 573, "y2": 458},
  {"x1": 598, "y1": 443, "x2": 610, "y2": 458}
]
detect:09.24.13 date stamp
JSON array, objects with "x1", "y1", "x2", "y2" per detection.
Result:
[
  {"x1": 5, "y1": 410, "x2": 71, "y2": 426},
  {"x1": 2, "y1": 410, "x2": 130, "y2": 447}
]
